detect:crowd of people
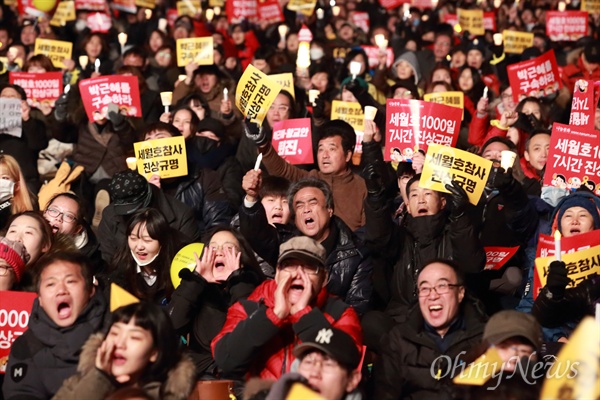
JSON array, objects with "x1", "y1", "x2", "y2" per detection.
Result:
[{"x1": 1, "y1": 0, "x2": 600, "y2": 398}]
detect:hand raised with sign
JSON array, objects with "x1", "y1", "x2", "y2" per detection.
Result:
[
  {"x1": 546, "y1": 260, "x2": 571, "y2": 300},
  {"x1": 444, "y1": 180, "x2": 469, "y2": 219},
  {"x1": 411, "y1": 150, "x2": 425, "y2": 174},
  {"x1": 244, "y1": 117, "x2": 270, "y2": 147}
]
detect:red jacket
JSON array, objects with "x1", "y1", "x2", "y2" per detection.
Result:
[
  {"x1": 211, "y1": 280, "x2": 362, "y2": 380},
  {"x1": 468, "y1": 113, "x2": 527, "y2": 156},
  {"x1": 562, "y1": 56, "x2": 600, "y2": 94}
]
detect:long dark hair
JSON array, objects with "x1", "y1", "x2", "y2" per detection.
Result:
[{"x1": 457, "y1": 65, "x2": 485, "y2": 104}]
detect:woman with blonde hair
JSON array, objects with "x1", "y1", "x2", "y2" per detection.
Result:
[{"x1": 0, "y1": 155, "x2": 35, "y2": 229}]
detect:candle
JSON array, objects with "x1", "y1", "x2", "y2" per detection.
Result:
[
  {"x1": 349, "y1": 61, "x2": 362, "y2": 79},
  {"x1": 278, "y1": 25, "x2": 289, "y2": 40},
  {"x1": 158, "y1": 18, "x2": 168, "y2": 32},
  {"x1": 254, "y1": 153, "x2": 263, "y2": 171},
  {"x1": 205, "y1": 8, "x2": 214, "y2": 22},
  {"x1": 79, "y1": 55, "x2": 88, "y2": 69},
  {"x1": 332, "y1": 5, "x2": 340, "y2": 16},
  {"x1": 554, "y1": 230, "x2": 562, "y2": 261},
  {"x1": 296, "y1": 42, "x2": 311, "y2": 68},
  {"x1": 178, "y1": 74, "x2": 187, "y2": 81},
  {"x1": 118, "y1": 32, "x2": 127, "y2": 46},
  {"x1": 214, "y1": 6, "x2": 221, "y2": 15},
  {"x1": 223, "y1": 87, "x2": 228, "y2": 100},
  {"x1": 374, "y1": 34, "x2": 387, "y2": 50},
  {"x1": 316, "y1": 8, "x2": 324, "y2": 19},
  {"x1": 160, "y1": 91, "x2": 172, "y2": 113},
  {"x1": 494, "y1": 0, "x2": 501, "y2": 7},
  {"x1": 493, "y1": 33, "x2": 503, "y2": 46},
  {"x1": 308, "y1": 89, "x2": 319, "y2": 106},
  {"x1": 126, "y1": 157, "x2": 138, "y2": 170},
  {"x1": 144, "y1": 9, "x2": 152, "y2": 20},
  {"x1": 558, "y1": 1, "x2": 566, "y2": 11},
  {"x1": 483, "y1": 86, "x2": 488, "y2": 99},
  {"x1": 329, "y1": 0, "x2": 335, "y2": 6}
]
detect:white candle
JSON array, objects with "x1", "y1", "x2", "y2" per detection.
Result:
[
  {"x1": 145, "y1": 9, "x2": 152, "y2": 20},
  {"x1": 254, "y1": 153, "x2": 263, "y2": 171},
  {"x1": 205, "y1": 9, "x2": 214, "y2": 22},
  {"x1": 118, "y1": 32, "x2": 128, "y2": 46},
  {"x1": 493, "y1": 33, "x2": 503, "y2": 46},
  {"x1": 332, "y1": 5, "x2": 340, "y2": 16},
  {"x1": 316, "y1": 8, "x2": 324, "y2": 19},
  {"x1": 374, "y1": 34, "x2": 387, "y2": 50},
  {"x1": 223, "y1": 87, "x2": 228, "y2": 100},
  {"x1": 554, "y1": 230, "x2": 562, "y2": 261},
  {"x1": 158, "y1": 18, "x2": 168, "y2": 32},
  {"x1": 349, "y1": 61, "x2": 362, "y2": 79},
  {"x1": 296, "y1": 42, "x2": 311, "y2": 69},
  {"x1": 483, "y1": 86, "x2": 488, "y2": 99},
  {"x1": 79, "y1": 55, "x2": 88, "y2": 70},
  {"x1": 214, "y1": 6, "x2": 221, "y2": 15},
  {"x1": 278, "y1": 25, "x2": 289, "y2": 40},
  {"x1": 558, "y1": 1, "x2": 566, "y2": 11}
]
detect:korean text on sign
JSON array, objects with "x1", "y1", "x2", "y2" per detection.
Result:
[
  {"x1": 331, "y1": 100, "x2": 364, "y2": 132},
  {"x1": 269, "y1": 73, "x2": 295, "y2": 99},
  {"x1": 457, "y1": 9, "x2": 484, "y2": 35},
  {"x1": 226, "y1": 0, "x2": 257, "y2": 23},
  {"x1": 9, "y1": 71, "x2": 63, "y2": 108},
  {"x1": 257, "y1": 0, "x2": 284, "y2": 24},
  {"x1": 133, "y1": 136, "x2": 188, "y2": 179},
  {"x1": 569, "y1": 80, "x2": 599, "y2": 130},
  {"x1": 0, "y1": 98, "x2": 23, "y2": 139},
  {"x1": 546, "y1": 11, "x2": 588, "y2": 41},
  {"x1": 536, "y1": 230, "x2": 599, "y2": 260},
  {"x1": 79, "y1": 75, "x2": 142, "y2": 121},
  {"x1": 423, "y1": 91, "x2": 465, "y2": 120},
  {"x1": 502, "y1": 30, "x2": 534, "y2": 54},
  {"x1": 362, "y1": 46, "x2": 394, "y2": 69},
  {"x1": 286, "y1": 0, "x2": 317, "y2": 16},
  {"x1": 235, "y1": 64, "x2": 282, "y2": 125},
  {"x1": 506, "y1": 49, "x2": 562, "y2": 103},
  {"x1": 534, "y1": 245, "x2": 600, "y2": 299},
  {"x1": 0, "y1": 291, "x2": 37, "y2": 373},
  {"x1": 33, "y1": 38, "x2": 73, "y2": 69},
  {"x1": 176, "y1": 37, "x2": 214, "y2": 67},
  {"x1": 544, "y1": 123, "x2": 600, "y2": 196},
  {"x1": 271, "y1": 118, "x2": 314, "y2": 165},
  {"x1": 50, "y1": 1, "x2": 76, "y2": 27},
  {"x1": 484, "y1": 246, "x2": 520, "y2": 270},
  {"x1": 420, "y1": 144, "x2": 492, "y2": 205}
]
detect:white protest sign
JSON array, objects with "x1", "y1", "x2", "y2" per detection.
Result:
[{"x1": 0, "y1": 98, "x2": 23, "y2": 138}]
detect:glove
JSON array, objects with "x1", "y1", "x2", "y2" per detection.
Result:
[
  {"x1": 444, "y1": 180, "x2": 469, "y2": 219},
  {"x1": 312, "y1": 95, "x2": 325, "y2": 119},
  {"x1": 545, "y1": 260, "x2": 571, "y2": 299},
  {"x1": 54, "y1": 93, "x2": 69, "y2": 122},
  {"x1": 491, "y1": 167, "x2": 514, "y2": 192},
  {"x1": 244, "y1": 117, "x2": 269, "y2": 147},
  {"x1": 346, "y1": 77, "x2": 367, "y2": 99},
  {"x1": 363, "y1": 163, "x2": 383, "y2": 195},
  {"x1": 107, "y1": 109, "x2": 127, "y2": 130}
]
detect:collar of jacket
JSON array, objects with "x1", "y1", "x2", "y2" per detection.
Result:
[
  {"x1": 405, "y1": 212, "x2": 448, "y2": 244},
  {"x1": 325, "y1": 216, "x2": 361, "y2": 264},
  {"x1": 317, "y1": 167, "x2": 356, "y2": 185}
]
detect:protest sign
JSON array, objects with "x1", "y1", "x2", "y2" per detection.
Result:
[
  {"x1": 257, "y1": 0, "x2": 284, "y2": 24},
  {"x1": 209, "y1": 0, "x2": 224, "y2": 6},
  {"x1": 18, "y1": 0, "x2": 58, "y2": 17},
  {"x1": 9, "y1": 71, "x2": 63, "y2": 108},
  {"x1": 79, "y1": 75, "x2": 142, "y2": 121},
  {"x1": 235, "y1": 64, "x2": 282, "y2": 125},
  {"x1": 484, "y1": 246, "x2": 520, "y2": 270},
  {"x1": 546, "y1": 11, "x2": 588, "y2": 41},
  {"x1": 50, "y1": 1, "x2": 76, "y2": 26},
  {"x1": 506, "y1": 49, "x2": 561, "y2": 102},
  {"x1": 226, "y1": 0, "x2": 257, "y2": 23},
  {"x1": 502, "y1": 30, "x2": 534, "y2": 54},
  {"x1": 457, "y1": 9, "x2": 485, "y2": 35},
  {"x1": 176, "y1": 37, "x2": 214, "y2": 67},
  {"x1": 385, "y1": 99, "x2": 462, "y2": 161},
  {"x1": 0, "y1": 291, "x2": 37, "y2": 374},
  {"x1": 352, "y1": 12, "x2": 370, "y2": 34},
  {"x1": 536, "y1": 230, "x2": 600, "y2": 259},
  {"x1": 544, "y1": 123, "x2": 600, "y2": 195},
  {"x1": 133, "y1": 136, "x2": 188, "y2": 179},
  {"x1": 423, "y1": 91, "x2": 464, "y2": 120},
  {"x1": 111, "y1": 0, "x2": 136, "y2": 13},
  {"x1": 380, "y1": 0, "x2": 408, "y2": 10},
  {"x1": 75, "y1": 0, "x2": 105, "y2": 10},
  {"x1": 420, "y1": 144, "x2": 492, "y2": 205},
  {"x1": 0, "y1": 99, "x2": 23, "y2": 138},
  {"x1": 362, "y1": 46, "x2": 394, "y2": 69},
  {"x1": 444, "y1": 12, "x2": 495, "y2": 31},
  {"x1": 271, "y1": 118, "x2": 314, "y2": 165},
  {"x1": 569, "y1": 79, "x2": 599, "y2": 130},
  {"x1": 33, "y1": 38, "x2": 72, "y2": 69},
  {"x1": 331, "y1": 100, "x2": 364, "y2": 133},
  {"x1": 411, "y1": 0, "x2": 436, "y2": 8},
  {"x1": 86, "y1": 12, "x2": 112, "y2": 32},
  {"x1": 135, "y1": 0, "x2": 155, "y2": 9},
  {"x1": 581, "y1": 0, "x2": 600, "y2": 14},
  {"x1": 269, "y1": 73, "x2": 295, "y2": 99},
  {"x1": 286, "y1": 0, "x2": 317, "y2": 16},
  {"x1": 534, "y1": 245, "x2": 600, "y2": 299},
  {"x1": 176, "y1": 0, "x2": 200, "y2": 16}
]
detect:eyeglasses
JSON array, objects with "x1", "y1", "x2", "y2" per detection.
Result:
[
  {"x1": 0, "y1": 265, "x2": 14, "y2": 276},
  {"x1": 207, "y1": 242, "x2": 240, "y2": 253},
  {"x1": 300, "y1": 354, "x2": 341, "y2": 371},
  {"x1": 417, "y1": 282, "x2": 461, "y2": 297},
  {"x1": 278, "y1": 261, "x2": 321, "y2": 275},
  {"x1": 45, "y1": 207, "x2": 77, "y2": 223},
  {"x1": 269, "y1": 104, "x2": 290, "y2": 113}
]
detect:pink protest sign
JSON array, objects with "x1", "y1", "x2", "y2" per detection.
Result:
[
  {"x1": 79, "y1": 75, "x2": 142, "y2": 121},
  {"x1": 506, "y1": 49, "x2": 562, "y2": 103},
  {"x1": 569, "y1": 80, "x2": 600, "y2": 130},
  {"x1": 271, "y1": 118, "x2": 314, "y2": 165},
  {"x1": 546, "y1": 11, "x2": 588, "y2": 41},
  {"x1": 257, "y1": 0, "x2": 284, "y2": 24},
  {"x1": 362, "y1": 46, "x2": 394, "y2": 69},
  {"x1": 9, "y1": 71, "x2": 63, "y2": 108},
  {"x1": 0, "y1": 291, "x2": 37, "y2": 374}
]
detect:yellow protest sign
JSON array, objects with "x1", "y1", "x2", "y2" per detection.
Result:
[
  {"x1": 581, "y1": 0, "x2": 600, "y2": 14},
  {"x1": 235, "y1": 64, "x2": 282, "y2": 125},
  {"x1": 423, "y1": 91, "x2": 464, "y2": 120},
  {"x1": 269, "y1": 73, "x2": 295, "y2": 99},
  {"x1": 502, "y1": 30, "x2": 534, "y2": 54},
  {"x1": 133, "y1": 136, "x2": 188, "y2": 179},
  {"x1": 135, "y1": 0, "x2": 155, "y2": 8},
  {"x1": 286, "y1": 383, "x2": 325, "y2": 399},
  {"x1": 208, "y1": 0, "x2": 224, "y2": 6},
  {"x1": 4, "y1": 0, "x2": 16, "y2": 5},
  {"x1": 110, "y1": 283, "x2": 140, "y2": 312},
  {"x1": 535, "y1": 245, "x2": 600, "y2": 292},
  {"x1": 287, "y1": 0, "x2": 317, "y2": 16},
  {"x1": 50, "y1": 1, "x2": 76, "y2": 27},
  {"x1": 541, "y1": 317, "x2": 600, "y2": 399},
  {"x1": 331, "y1": 100, "x2": 364, "y2": 132},
  {"x1": 452, "y1": 347, "x2": 504, "y2": 386},
  {"x1": 170, "y1": 243, "x2": 205, "y2": 288},
  {"x1": 420, "y1": 144, "x2": 492, "y2": 205},
  {"x1": 176, "y1": 37, "x2": 214, "y2": 67},
  {"x1": 177, "y1": 0, "x2": 201, "y2": 16},
  {"x1": 457, "y1": 9, "x2": 485, "y2": 36},
  {"x1": 34, "y1": 38, "x2": 73, "y2": 69}
]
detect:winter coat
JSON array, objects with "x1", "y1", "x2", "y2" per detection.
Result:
[
  {"x1": 374, "y1": 299, "x2": 487, "y2": 400},
  {"x1": 52, "y1": 333, "x2": 196, "y2": 400},
  {"x1": 167, "y1": 268, "x2": 263, "y2": 377},
  {"x1": 561, "y1": 55, "x2": 600, "y2": 94},
  {"x1": 365, "y1": 194, "x2": 485, "y2": 320},
  {"x1": 211, "y1": 280, "x2": 363, "y2": 381},
  {"x1": 2, "y1": 292, "x2": 109, "y2": 400},
  {"x1": 239, "y1": 201, "x2": 373, "y2": 314}
]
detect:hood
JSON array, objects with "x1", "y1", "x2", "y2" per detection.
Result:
[
  {"x1": 392, "y1": 51, "x2": 421, "y2": 84},
  {"x1": 549, "y1": 191, "x2": 600, "y2": 234}
]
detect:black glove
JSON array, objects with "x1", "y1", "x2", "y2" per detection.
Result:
[
  {"x1": 54, "y1": 93, "x2": 69, "y2": 122},
  {"x1": 244, "y1": 117, "x2": 269, "y2": 147},
  {"x1": 346, "y1": 77, "x2": 367, "y2": 99},
  {"x1": 491, "y1": 167, "x2": 514, "y2": 192},
  {"x1": 363, "y1": 163, "x2": 383, "y2": 195},
  {"x1": 545, "y1": 260, "x2": 571, "y2": 300},
  {"x1": 312, "y1": 95, "x2": 325, "y2": 119},
  {"x1": 107, "y1": 109, "x2": 127, "y2": 130},
  {"x1": 444, "y1": 180, "x2": 469, "y2": 219}
]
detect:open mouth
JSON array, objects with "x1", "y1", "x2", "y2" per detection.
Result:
[
  {"x1": 136, "y1": 252, "x2": 148, "y2": 260},
  {"x1": 304, "y1": 217, "x2": 315, "y2": 229},
  {"x1": 113, "y1": 352, "x2": 126, "y2": 366},
  {"x1": 57, "y1": 301, "x2": 72, "y2": 320},
  {"x1": 51, "y1": 224, "x2": 60, "y2": 234},
  {"x1": 417, "y1": 208, "x2": 429, "y2": 216},
  {"x1": 214, "y1": 260, "x2": 225, "y2": 270},
  {"x1": 429, "y1": 304, "x2": 443, "y2": 317},
  {"x1": 289, "y1": 284, "x2": 304, "y2": 295},
  {"x1": 569, "y1": 228, "x2": 581, "y2": 235},
  {"x1": 271, "y1": 212, "x2": 283, "y2": 223}
]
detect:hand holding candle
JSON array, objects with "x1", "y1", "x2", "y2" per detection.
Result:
[
  {"x1": 223, "y1": 87, "x2": 228, "y2": 101},
  {"x1": 349, "y1": 61, "x2": 362, "y2": 80}
]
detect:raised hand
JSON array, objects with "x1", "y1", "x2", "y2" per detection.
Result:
[
  {"x1": 290, "y1": 268, "x2": 313, "y2": 315},
  {"x1": 242, "y1": 169, "x2": 262, "y2": 202},
  {"x1": 273, "y1": 272, "x2": 292, "y2": 320},
  {"x1": 195, "y1": 249, "x2": 218, "y2": 283}
]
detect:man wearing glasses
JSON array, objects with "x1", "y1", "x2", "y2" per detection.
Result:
[
  {"x1": 374, "y1": 259, "x2": 487, "y2": 399},
  {"x1": 212, "y1": 236, "x2": 362, "y2": 381}
]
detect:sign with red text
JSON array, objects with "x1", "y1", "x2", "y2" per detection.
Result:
[
  {"x1": 79, "y1": 75, "x2": 142, "y2": 121},
  {"x1": 226, "y1": 0, "x2": 257, "y2": 23},
  {"x1": 569, "y1": 80, "x2": 600, "y2": 130},
  {"x1": 0, "y1": 291, "x2": 37, "y2": 374},
  {"x1": 75, "y1": 0, "x2": 105, "y2": 10},
  {"x1": 546, "y1": 11, "x2": 588, "y2": 41},
  {"x1": 536, "y1": 230, "x2": 600, "y2": 259},
  {"x1": 544, "y1": 123, "x2": 600, "y2": 195},
  {"x1": 87, "y1": 12, "x2": 112, "y2": 32},
  {"x1": 423, "y1": 91, "x2": 464, "y2": 120},
  {"x1": 506, "y1": 50, "x2": 561, "y2": 103},
  {"x1": 484, "y1": 246, "x2": 520, "y2": 270},
  {"x1": 271, "y1": 118, "x2": 314, "y2": 165},
  {"x1": 534, "y1": 245, "x2": 600, "y2": 299},
  {"x1": 257, "y1": 0, "x2": 284, "y2": 24},
  {"x1": 380, "y1": 0, "x2": 408, "y2": 10},
  {"x1": 384, "y1": 99, "x2": 462, "y2": 161},
  {"x1": 444, "y1": 12, "x2": 496, "y2": 32},
  {"x1": 362, "y1": 46, "x2": 394, "y2": 69},
  {"x1": 9, "y1": 72, "x2": 63, "y2": 109},
  {"x1": 352, "y1": 12, "x2": 370, "y2": 34}
]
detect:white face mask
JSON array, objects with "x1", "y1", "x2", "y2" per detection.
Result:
[
  {"x1": 130, "y1": 249, "x2": 161, "y2": 266},
  {"x1": 310, "y1": 48, "x2": 324, "y2": 61},
  {"x1": 0, "y1": 180, "x2": 15, "y2": 203}
]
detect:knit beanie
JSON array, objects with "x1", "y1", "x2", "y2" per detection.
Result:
[
  {"x1": 557, "y1": 194, "x2": 600, "y2": 233},
  {"x1": 0, "y1": 237, "x2": 30, "y2": 283}
]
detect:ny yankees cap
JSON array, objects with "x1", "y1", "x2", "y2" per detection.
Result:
[{"x1": 293, "y1": 327, "x2": 361, "y2": 370}]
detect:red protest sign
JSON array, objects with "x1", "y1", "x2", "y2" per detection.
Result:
[
  {"x1": 411, "y1": 0, "x2": 435, "y2": 9},
  {"x1": 79, "y1": 75, "x2": 142, "y2": 121},
  {"x1": 87, "y1": 12, "x2": 112, "y2": 32},
  {"x1": 544, "y1": 123, "x2": 600, "y2": 195},
  {"x1": 257, "y1": 0, "x2": 284, "y2": 24},
  {"x1": 0, "y1": 291, "x2": 37, "y2": 374},
  {"x1": 569, "y1": 80, "x2": 600, "y2": 130},
  {"x1": 506, "y1": 49, "x2": 561, "y2": 103},
  {"x1": 352, "y1": 12, "x2": 370, "y2": 34},
  {"x1": 384, "y1": 99, "x2": 462, "y2": 161},
  {"x1": 271, "y1": 118, "x2": 314, "y2": 165},
  {"x1": 9, "y1": 71, "x2": 63, "y2": 108},
  {"x1": 362, "y1": 46, "x2": 394, "y2": 69},
  {"x1": 18, "y1": 0, "x2": 58, "y2": 17},
  {"x1": 111, "y1": 0, "x2": 137, "y2": 13},
  {"x1": 226, "y1": 0, "x2": 257, "y2": 23},
  {"x1": 75, "y1": 0, "x2": 106, "y2": 10},
  {"x1": 546, "y1": 11, "x2": 588, "y2": 41},
  {"x1": 380, "y1": 0, "x2": 409, "y2": 10},
  {"x1": 484, "y1": 246, "x2": 520, "y2": 270}
]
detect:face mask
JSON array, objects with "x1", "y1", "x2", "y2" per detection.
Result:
[
  {"x1": 194, "y1": 136, "x2": 219, "y2": 154},
  {"x1": 131, "y1": 249, "x2": 161, "y2": 266},
  {"x1": 310, "y1": 48, "x2": 324, "y2": 61},
  {"x1": 0, "y1": 180, "x2": 15, "y2": 203}
]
